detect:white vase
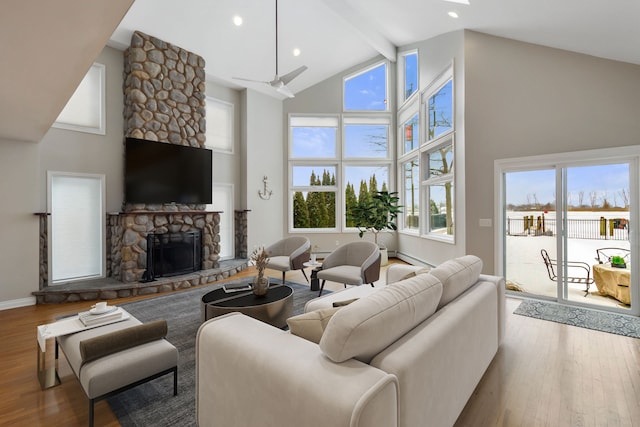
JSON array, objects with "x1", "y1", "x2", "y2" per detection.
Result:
[{"x1": 252, "y1": 276, "x2": 269, "y2": 296}]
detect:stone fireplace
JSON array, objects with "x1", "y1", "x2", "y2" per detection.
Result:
[
  {"x1": 34, "y1": 31, "x2": 249, "y2": 302},
  {"x1": 109, "y1": 31, "x2": 219, "y2": 283}
]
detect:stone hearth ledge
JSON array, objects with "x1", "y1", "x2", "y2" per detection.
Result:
[{"x1": 32, "y1": 259, "x2": 248, "y2": 304}]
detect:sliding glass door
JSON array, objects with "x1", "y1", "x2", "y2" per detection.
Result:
[{"x1": 498, "y1": 149, "x2": 638, "y2": 315}]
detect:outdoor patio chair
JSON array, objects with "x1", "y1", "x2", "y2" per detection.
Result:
[
  {"x1": 540, "y1": 249, "x2": 594, "y2": 296},
  {"x1": 595, "y1": 247, "x2": 630, "y2": 265}
]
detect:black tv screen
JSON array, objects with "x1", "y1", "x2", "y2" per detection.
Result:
[{"x1": 125, "y1": 138, "x2": 212, "y2": 204}]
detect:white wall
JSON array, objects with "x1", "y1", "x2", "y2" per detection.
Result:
[
  {"x1": 242, "y1": 89, "x2": 284, "y2": 250},
  {"x1": 464, "y1": 31, "x2": 640, "y2": 273},
  {"x1": 0, "y1": 140, "x2": 39, "y2": 307}
]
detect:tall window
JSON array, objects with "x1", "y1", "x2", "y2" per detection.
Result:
[
  {"x1": 290, "y1": 117, "x2": 339, "y2": 230},
  {"x1": 420, "y1": 64, "x2": 455, "y2": 240},
  {"x1": 53, "y1": 63, "x2": 106, "y2": 135},
  {"x1": 402, "y1": 51, "x2": 419, "y2": 102},
  {"x1": 49, "y1": 172, "x2": 105, "y2": 283},
  {"x1": 344, "y1": 62, "x2": 388, "y2": 111},
  {"x1": 205, "y1": 97, "x2": 233, "y2": 153},
  {"x1": 402, "y1": 158, "x2": 420, "y2": 230}
]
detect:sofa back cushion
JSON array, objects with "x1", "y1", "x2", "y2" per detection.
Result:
[
  {"x1": 429, "y1": 255, "x2": 483, "y2": 309},
  {"x1": 319, "y1": 273, "x2": 443, "y2": 363}
]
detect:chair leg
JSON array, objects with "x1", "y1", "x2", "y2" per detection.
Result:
[
  {"x1": 173, "y1": 367, "x2": 178, "y2": 396},
  {"x1": 318, "y1": 280, "x2": 326, "y2": 297},
  {"x1": 300, "y1": 268, "x2": 309, "y2": 283},
  {"x1": 89, "y1": 399, "x2": 95, "y2": 427},
  {"x1": 370, "y1": 283, "x2": 375, "y2": 287},
  {"x1": 282, "y1": 271, "x2": 286, "y2": 284}
]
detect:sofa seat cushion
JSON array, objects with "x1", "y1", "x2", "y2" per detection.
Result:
[
  {"x1": 267, "y1": 255, "x2": 290, "y2": 271},
  {"x1": 319, "y1": 273, "x2": 443, "y2": 363},
  {"x1": 305, "y1": 285, "x2": 381, "y2": 312},
  {"x1": 429, "y1": 255, "x2": 483, "y2": 309},
  {"x1": 317, "y1": 265, "x2": 363, "y2": 285},
  {"x1": 287, "y1": 307, "x2": 341, "y2": 344}
]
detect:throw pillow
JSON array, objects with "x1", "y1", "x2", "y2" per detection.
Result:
[
  {"x1": 429, "y1": 255, "x2": 483, "y2": 309},
  {"x1": 332, "y1": 298, "x2": 359, "y2": 307},
  {"x1": 79, "y1": 319, "x2": 168, "y2": 363},
  {"x1": 400, "y1": 266, "x2": 432, "y2": 281},
  {"x1": 287, "y1": 306, "x2": 341, "y2": 344},
  {"x1": 319, "y1": 273, "x2": 443, "y2": 364}
]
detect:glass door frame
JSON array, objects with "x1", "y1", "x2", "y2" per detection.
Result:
[{"x1": 495, "y1": 145, "x2": 640, "y2": 316}]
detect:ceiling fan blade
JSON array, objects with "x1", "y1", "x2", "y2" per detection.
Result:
[
  {"x1": 275, "y1": 82, "x2": 295, "y2": 98},
  {"x1": 232, "y1": 76, "x2": 268, "y2": 84},
  {"x1": 279, "y1": 65, "x2": 308, "y2": 85}
]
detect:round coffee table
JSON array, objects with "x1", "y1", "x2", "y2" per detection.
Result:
[{"x1": 201, "y1": 284, "x2": 294, "y2": 328}]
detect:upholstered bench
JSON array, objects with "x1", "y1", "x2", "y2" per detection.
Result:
[{"x1": 56, "y1": 316, "x2": 178, "y2": 427}]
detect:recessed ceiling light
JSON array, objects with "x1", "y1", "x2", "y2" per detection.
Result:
[
  {"x1": 444, "y1": 0, "x2": 470, "y2": 4},
  {"x1": 448, "y1": 11, "x2": 459, "y2": 18},
  {"x1": 293, "y1": 48, "x2": 301, "y2": 57},
  {"x1": 233, "y1": 15, "x2": 243, "y2": 26}
]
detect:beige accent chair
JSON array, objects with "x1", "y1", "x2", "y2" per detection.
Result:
[
  {"x1": 265, "y1": 236, "x2": 311, "y2": 284},
  {"x1": 316, "y1": 241, "x2": 381, "y2": 296}
]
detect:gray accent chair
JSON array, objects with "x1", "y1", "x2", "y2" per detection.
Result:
[
  {"x1": 317, "y1": 241, "x2": 381, "y2": 296},
  {"x1": 265, "y1": 236, "x2": 311, "y2": 284}
]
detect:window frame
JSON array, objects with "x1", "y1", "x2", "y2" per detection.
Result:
[
  {"x1": 419, "y1": 63, "x2": 455, "y2": 242},
  {"x1": 422, "y1": 64, "x2": 454, "y2": 143},
  {"x1": 53, "y1": 63, "x2": 106, "y2": 135},
  {"x1": 288, "y1": 114, "x2": 393, "y2": 234},
  {"x1": 343, "y1": 60, "x2": 389, "y2": 113},
  {"x1": 400, "y1": 50, "x2": 419, "y2": 105},
  {"x1": 205, "y1": 96, "x2": 234, "y2": 154},
  {"x1": 420, "y1": 134, "x2": 455, "y2": 242}
]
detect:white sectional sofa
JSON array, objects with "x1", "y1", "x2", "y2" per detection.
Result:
[{"x1": 196, "y1": 255, "x2": 505, "y2": 427}]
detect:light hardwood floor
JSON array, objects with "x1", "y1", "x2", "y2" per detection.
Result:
[{"x1": 2, "y1": 262, "x2": 640, "y2": 426}]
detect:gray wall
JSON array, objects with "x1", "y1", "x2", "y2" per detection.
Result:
[
  {"x1": 242, "y1": 89, "x2": 284, "y2": 250},
  {"x1": 464, "y1": 31, "x2": 640, "y2": 273}
]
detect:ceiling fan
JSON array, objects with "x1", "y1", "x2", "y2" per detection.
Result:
[{"x1": 233, "y1": 0, "x2": 307, "y2": 98}]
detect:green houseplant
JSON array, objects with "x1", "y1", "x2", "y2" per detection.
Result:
[
  {"x1": 611, "y1": 255, "x2": 626, "y2": 268},
  {"x1": 350, "y1": 191, "x2": 402, "y2": 259}
]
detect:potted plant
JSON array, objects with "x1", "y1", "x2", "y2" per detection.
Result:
[
  {"x1": 251, "y1": 246, "x2": 270, "y2": 296},
  {"x1": 611, "y1": 255, "x2": 627, "y2": 269},
  {"x1": 350, "y1": 191, "x2": 402, "y2": 265}
]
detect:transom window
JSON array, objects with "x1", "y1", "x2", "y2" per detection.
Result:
[
  {"x1": 402, "y1": 51, "x2": 419, "y2": 102},
  {"x1": 343, "y1": 62, "x2": 388, "y2": 111}
]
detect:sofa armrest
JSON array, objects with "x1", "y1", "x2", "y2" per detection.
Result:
[
  {"x1": 196, "y1": 313, "x2": 398, "y2": 427},
  {"x1": 479, "y1": 274, "x2": 506, "y2": 345}
]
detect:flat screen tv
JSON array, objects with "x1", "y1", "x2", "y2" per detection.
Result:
[{"x1": 125, "y1": 138, "x2": 212, "y2": 204}]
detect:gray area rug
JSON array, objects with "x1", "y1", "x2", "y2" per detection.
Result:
[
  {"x1": 514, "y1": 299, "x2": 640, "y2": 338},
  {"x1": 107, "y1": 279, "x2": 321, "y2": 426}
]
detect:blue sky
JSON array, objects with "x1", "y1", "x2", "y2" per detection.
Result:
[{"x1": 506, "y1": 164, "x2": 630, "y2": 207}]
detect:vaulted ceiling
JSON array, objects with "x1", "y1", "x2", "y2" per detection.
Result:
[
  {"x1": 110, "y1": 0, "x2": 640, "y2": 99},
  {"x1": 2, "y1": 0, "x2": 639, "y2": 143}
]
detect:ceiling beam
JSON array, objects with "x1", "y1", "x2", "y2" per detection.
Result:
[{"x1": 319, "y1": 0, "x2": 397, "y2": 62}]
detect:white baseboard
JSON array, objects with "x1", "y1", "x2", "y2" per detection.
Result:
[
  {"x1": 395, "y1": 252, "x2": 433, "y2": 268},
  {"x1": 0, "y1": 297, "x2": 36, "y2": 311}
]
